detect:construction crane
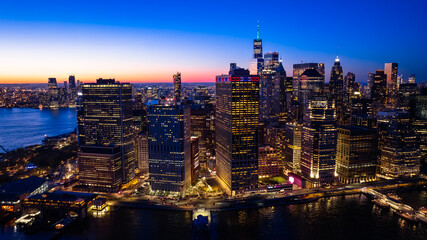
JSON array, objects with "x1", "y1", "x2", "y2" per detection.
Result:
[{"x1": 0, "y1": 145, "x2": 8, "y2": 153}]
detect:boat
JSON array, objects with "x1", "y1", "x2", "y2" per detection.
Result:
[{"x1": 55, "y1": 224, "x2": 64, "y2": 230}]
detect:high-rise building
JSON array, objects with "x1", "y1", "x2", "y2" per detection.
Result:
[
  {"x1": 148, "y1": 103, "x2": 191, "y2": 193},
  {"x1": 191, "y1": 136, "x2": 200, "y2": 184},
  {"x1": 296, "y1": 69, "x2": 325, "y2": 121},
  {"x1": 384, "y1": 63, "x2": 398, "y2": 107},
  {"x1": 64, "y1": 81, "x2": 68, "y2": 92},
  {"x1": 173, "y1": 72, "x2": 182, "y2": 101},
  {"x1": 414, "y1": 91, "x2": 427, "y2": 162},
  {"x1": 336, "y1": 126, "x2": 377, "y2": 184},
  {"x1": 292, "y1": 63, "x2": 325, "y2": 107},
  {"x1": 367, "y1": 72, "x2": 374, "y2": 98},
  {"x1": 264, "y1": 52, "x2": 279, "y2": 70},
  {"x1": 380, "y1": 112, "x2": 421, "y2": 178},
  {"x1": 260, "y1": 56, "x2": 286, "y2": 123},
  {"x1": 136, "y1": 133, "x2": 149, "y2": 173},
  {"x1": 371, "y1": 70, "x2": 387, "y2": 108},
  {"x1": 69, "y1": 75, "x2": 76, "y2": 90},
  {"x1": 251, "y1": 20, "x2": 264, "y2": 75},
  {"x1": 398, "y1": 83, "x2": 419, "y2": 111},
  {"x1": 77, "y1": 78, "x2": 135, "y2": 192},
  {"x1": 329, "y1": 57, "x2": 344, "y2": 125},
  {"x1": 409, "y1": 74, "x2": 416, "y2": 84},
  {"x1": 216, "y1": 65, "x2": 259, "y2": 195},
  {"x1": 301, "y1": 94, "x2": 337, "y2": 187},
  {"x1": 284, "y1": 122, "x2": 302, "y2": 173},
  {"x1": 397, "y1": 74, "x2": 403, "y2": 89},
  {"x1": 258, "y1": 146, "x2": 279, "y2": 179},
  {"x1": 384, "y1": 63, "x2": 398, "y2": 93},
  {"x1": 190, "y1": 103, "x2": 215, "y2": 166},
  {"x1": 48, "y1": 77, "x2": 59, "y2": 108},
  {"x1": 344, "y1": 72, "x2": 355, "y2": 94}
]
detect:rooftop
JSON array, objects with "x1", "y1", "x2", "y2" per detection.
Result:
[
  {"x1": 0, "y1": 176, "x2": 47, "y2": 195},
  {"x1": 28, "y1": 191, "x2": 97, "y2": 202}
]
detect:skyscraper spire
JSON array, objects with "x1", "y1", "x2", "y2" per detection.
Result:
[
  {"x1": 335, "y1": 56, "x2": 340, "y2": 63},
  {"x1": 257, "y1": 20, "x2": 260, "y2": 40}
]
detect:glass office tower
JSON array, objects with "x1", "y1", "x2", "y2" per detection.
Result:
[
  {"x1": 148, "y1": 103, "x2": 191, "y2": 193},
  {"x1": 216, "y1": 65, "x2": 260, "y2": 195},
  {"x1": 77, "y1": 78, "x2": 135, "y2": 192},
  {"x1": 301, "y1": 94, "x2": 337, "y2": 187}
]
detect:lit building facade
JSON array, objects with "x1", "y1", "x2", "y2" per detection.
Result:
[
  {"x1": 191, "y1": 136, "x2": 200, "y2": 184},
  {"x1": 297, "y1": 69, "x2": 325, "y2": 121},
  {"x1": 190, "y1": 103, "x2": 215, "y2": 166},
  {"x1": 384, "y1": 63, "x2": 398, "y2": 99},
  {"x1": 148, "y1": 103, "x2": 191, "y2": 193},
  {"x1": 173, "y1": 72, "x2": 182, "y2": 101},
  {"x1": 371, "y1": 70, "x2": 387, "y2": 108},
  {"x1": 336, "y1": 126, "x2": 377, "y2": 184},
  {"x1": 136, "y1": 133, "x2": 149, "y2": 173},
  {"x1": 284, "y1": 122, "x2": 302, "y2": 173},
  {"x1": 216, "y1": 65, "x2": 259, "y2": 195},
  {"x1": 251, "y1": 21, "x2": 264, "y2": 75},
  {"x1": 77, "y1": 78, "x2": 135, "y2": 192},
  {"x1": 301, "y1": 94, "x2": 337, "y2": 187},
  {"x1": 329, "y1": 57, "x2": 344, "y2": 125},
  {"x1": 380, "y1": 113, "x2": 421, "y2": 178},
  {"x1": 258, "y1": 146, "x2": 279, "y2": 178}
]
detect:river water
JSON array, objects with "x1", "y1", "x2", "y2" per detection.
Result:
[
  {"x1": 2, "y1": 191, "x2": 425, "y2": 240},
  {"x1": 0, "y1": 108, "x2": 77, "y2": 151}
]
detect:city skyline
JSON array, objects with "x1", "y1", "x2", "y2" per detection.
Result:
[{"x1": 1, "y1": 0, "x2": 426, "y2": 84}]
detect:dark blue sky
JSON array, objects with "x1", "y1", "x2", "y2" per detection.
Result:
[{"x1": 0, "y1": 0, "x2": 426, "y2": 83}]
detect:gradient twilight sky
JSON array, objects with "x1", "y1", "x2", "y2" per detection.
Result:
[{"x1": 0, "y1": 0, "x2": 426, "y2": 84}]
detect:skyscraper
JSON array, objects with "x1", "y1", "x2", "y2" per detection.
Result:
[
  {"x1": 301, "y1": 94, "x2": 337, "y2": 187},
  {"x1": 258, "y1": 146, "x2": 279, "y2": 179},
  {"x1": 173, "y1": 72, "x2": 182, "y2": 101},
  {"x1": 380, "y1": 112, "x2": 421, "y2": 178},
  {"x1": 384, "y1": 63, "x2": 398, "y2": 93},
  {"x1": 136, "y1": 133, "x2": 149, "y2": 173},
  {"x1": 329, "y1": 56, "x2": 344, "y2": 125},
  {"x1": 296, "y1": 69, "x2": 325, "y2": 121},
  {"x1": 344, "y1": 72, "x2": 356, "y2": 95},
  {"x1": 216, "y1": 65, "x2": 259, "y2": 195},
  {"x1": 69, "y1": 75, "x2": 76, "y2": 90},
  {"x1": 284, "y1": 122, "x2": 302, "y2": 173},
  {"x1": 336, "y1": 126, "x2": 377, "y2": 184},
  {"x1": 148, "y1": 103, "x2": 191, "y2": 193},
  {"x1": 77, "y1": 78, "x2": 135, "y2": 192},
  {"x1": 367, "y1": 72, "x2": 374, "y2": 98},
  {"x1": 371, "y1": 70, "x2": 387, "y2": 108},
  {"x1": 48, "y1": 77, "x2": 59, "y2": 108},
  {"x1": 251, "y1": 20, "x2": 264, "y2": 75},
  {"x1": 409, "y1": 74, "x2": 416, "y2": 84},
  {"x1": 191, "y1": 136, "x2": 200, "y2": 184},
  {"x1": 260, "y1": 55, "x2": 285, "y2": 122},
  {"x1": 264, "y1": 52, "x2": 279, "y2": 70},
  {"x1": 292, "y1": 63, "x2": 325, "y2": 102},
  {"x1": 384, "y1": 63, "x2": 398, "y2": 107}
]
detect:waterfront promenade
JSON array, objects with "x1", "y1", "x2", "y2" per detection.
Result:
[{"x1": 109, "y1": 177, "x2": 427, "y2": 212}]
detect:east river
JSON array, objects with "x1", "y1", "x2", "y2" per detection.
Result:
[
  {"x1": 1, "y1": 190, "x2": 426, "y2": 240},
  {"x1": 0, "y1": 108, "x2": 77, "y2": 151}
]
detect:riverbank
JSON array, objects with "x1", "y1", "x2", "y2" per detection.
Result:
[{"x1": 110, "y1": 177, "x2": 427, "y2": 212}]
